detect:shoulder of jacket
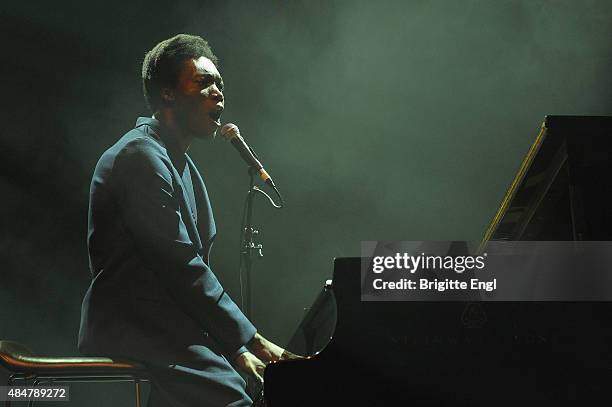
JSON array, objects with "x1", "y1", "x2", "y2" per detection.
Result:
[{"x1": 115, "y1": 130, "x2": 168, "y2": 162}]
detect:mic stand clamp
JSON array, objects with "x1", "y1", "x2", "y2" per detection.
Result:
[{"x1": 242, "y1": 227, "x2": 264, "y2": 259}]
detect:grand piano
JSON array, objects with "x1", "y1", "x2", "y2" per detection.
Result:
[{"x1": 262, "y1": 116, "x2": 612, "y2": 406}]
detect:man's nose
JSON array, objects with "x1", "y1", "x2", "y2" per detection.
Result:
[{"x1": 210, "y1": 85, "x2": 223, "y2": 102}]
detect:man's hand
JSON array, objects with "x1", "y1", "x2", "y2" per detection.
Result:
[
  {"x1": 234, "y1": 351, "x2": 265, "y2": 384},
  {"x1": 235, "y1": 334, "x2": 304, "y2": 385},
  {"x1": 247, "y1": 332, "x2": 302, "y2": 363}
]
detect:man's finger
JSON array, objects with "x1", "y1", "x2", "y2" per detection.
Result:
[
  {"x1": 281, "y1": 350, "x2": 304, "y2": 360},
  {"x1": 254, "y1": 372, "x2": 264, "y2": 385}
]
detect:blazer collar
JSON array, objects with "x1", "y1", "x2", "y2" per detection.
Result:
[
  {"x1": 135, "y1": 116, "x2": 159, "y2": 130},
  {"x1": 135, "y1": 117, "x2": 187, "y2": 155}
]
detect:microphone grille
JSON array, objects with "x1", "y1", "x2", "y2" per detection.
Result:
[{"x1": 220, "y1": 123, "x2": 240, "y2": 140}]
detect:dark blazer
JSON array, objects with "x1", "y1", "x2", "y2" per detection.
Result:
[{"x1": 78, "y1": 117, "x2": 256, "y2": 365}]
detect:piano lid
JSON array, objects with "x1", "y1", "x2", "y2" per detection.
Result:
[{"x1": 482, "y1": 115, "x2": 612, "y2": 243}]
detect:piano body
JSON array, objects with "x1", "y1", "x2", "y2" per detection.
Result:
[{"x1": 263, "y1": 116, "x2": 612, "y2": 406}]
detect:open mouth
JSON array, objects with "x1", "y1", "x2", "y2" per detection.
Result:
[{"x1": 209, "y1": 107, "x2": 223, "y2": 126}]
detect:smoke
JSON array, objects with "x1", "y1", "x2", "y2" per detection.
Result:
[{"x1": 1, "y1": 2, "x2": 611, "y2": 390}]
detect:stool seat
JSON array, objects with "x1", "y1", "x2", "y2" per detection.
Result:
[
  {"x1": 1, "y1": 340, "x2": 149, "y2": 407},
  {"x1": 0, "y1": 340, "x2": 145, "y2": 375}
]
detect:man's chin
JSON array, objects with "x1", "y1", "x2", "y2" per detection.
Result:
[{"x1": 193, "y1": 127, "x2": 217, "y2": 141}]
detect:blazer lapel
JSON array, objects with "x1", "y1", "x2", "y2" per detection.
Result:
[
  {"x1": 135, "y1": 117, "x2": 206, "y2": 257},
  {"x1": 168, "y1": 163, "x2": 204, "y2": 254},
  {"x1": 186, "y1": 155, "x2": 216, "y2": 255}
]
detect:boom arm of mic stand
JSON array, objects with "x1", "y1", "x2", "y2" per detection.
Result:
[{"x1": 252, "y1": 185, "x2": 283, "y2": 209}]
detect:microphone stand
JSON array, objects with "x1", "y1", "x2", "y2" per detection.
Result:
[{"x1": 239, "y1": 167, "x2": 283, "y2": 320}]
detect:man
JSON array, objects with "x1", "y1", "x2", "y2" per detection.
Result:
[{"x1": 78, "y1": 34, "x2": 284, "y2": 406}]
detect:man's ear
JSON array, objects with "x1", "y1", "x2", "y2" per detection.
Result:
[{"x1": 160, "y1": 87, "x2": 175, "y2": 104}]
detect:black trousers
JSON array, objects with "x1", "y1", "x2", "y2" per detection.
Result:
[{"x1": 145, "y1": 345, "x2": 252, "y2": 407}]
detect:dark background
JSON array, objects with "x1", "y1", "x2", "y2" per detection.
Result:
[{"x1": 1, "y1": 0, "x2": 611, "y2": 404}]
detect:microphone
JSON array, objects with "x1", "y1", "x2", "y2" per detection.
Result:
[{"x1": 220, "y1": 123, "x2": 276, "y2": 187}]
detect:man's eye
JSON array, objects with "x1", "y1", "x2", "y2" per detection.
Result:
[{"x1": 198, "y1": 77, "x2": 223, "y2": 91}]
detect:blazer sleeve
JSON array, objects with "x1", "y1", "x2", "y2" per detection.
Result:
[{"x1": 112, "y1": 136, "x2": 256, "y2": 355}]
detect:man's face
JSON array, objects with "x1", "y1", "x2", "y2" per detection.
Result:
[{"x1": 172, "y1": 56, "x2": 224, "y2": 139}]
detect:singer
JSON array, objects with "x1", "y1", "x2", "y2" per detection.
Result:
[{"x1": 78, "y1": 34, "x2": 285, "y2": 406}]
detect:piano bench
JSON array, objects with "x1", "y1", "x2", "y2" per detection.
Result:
[{"x1": 0, "y1": 340, "x2": 149, "y2": 407}]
